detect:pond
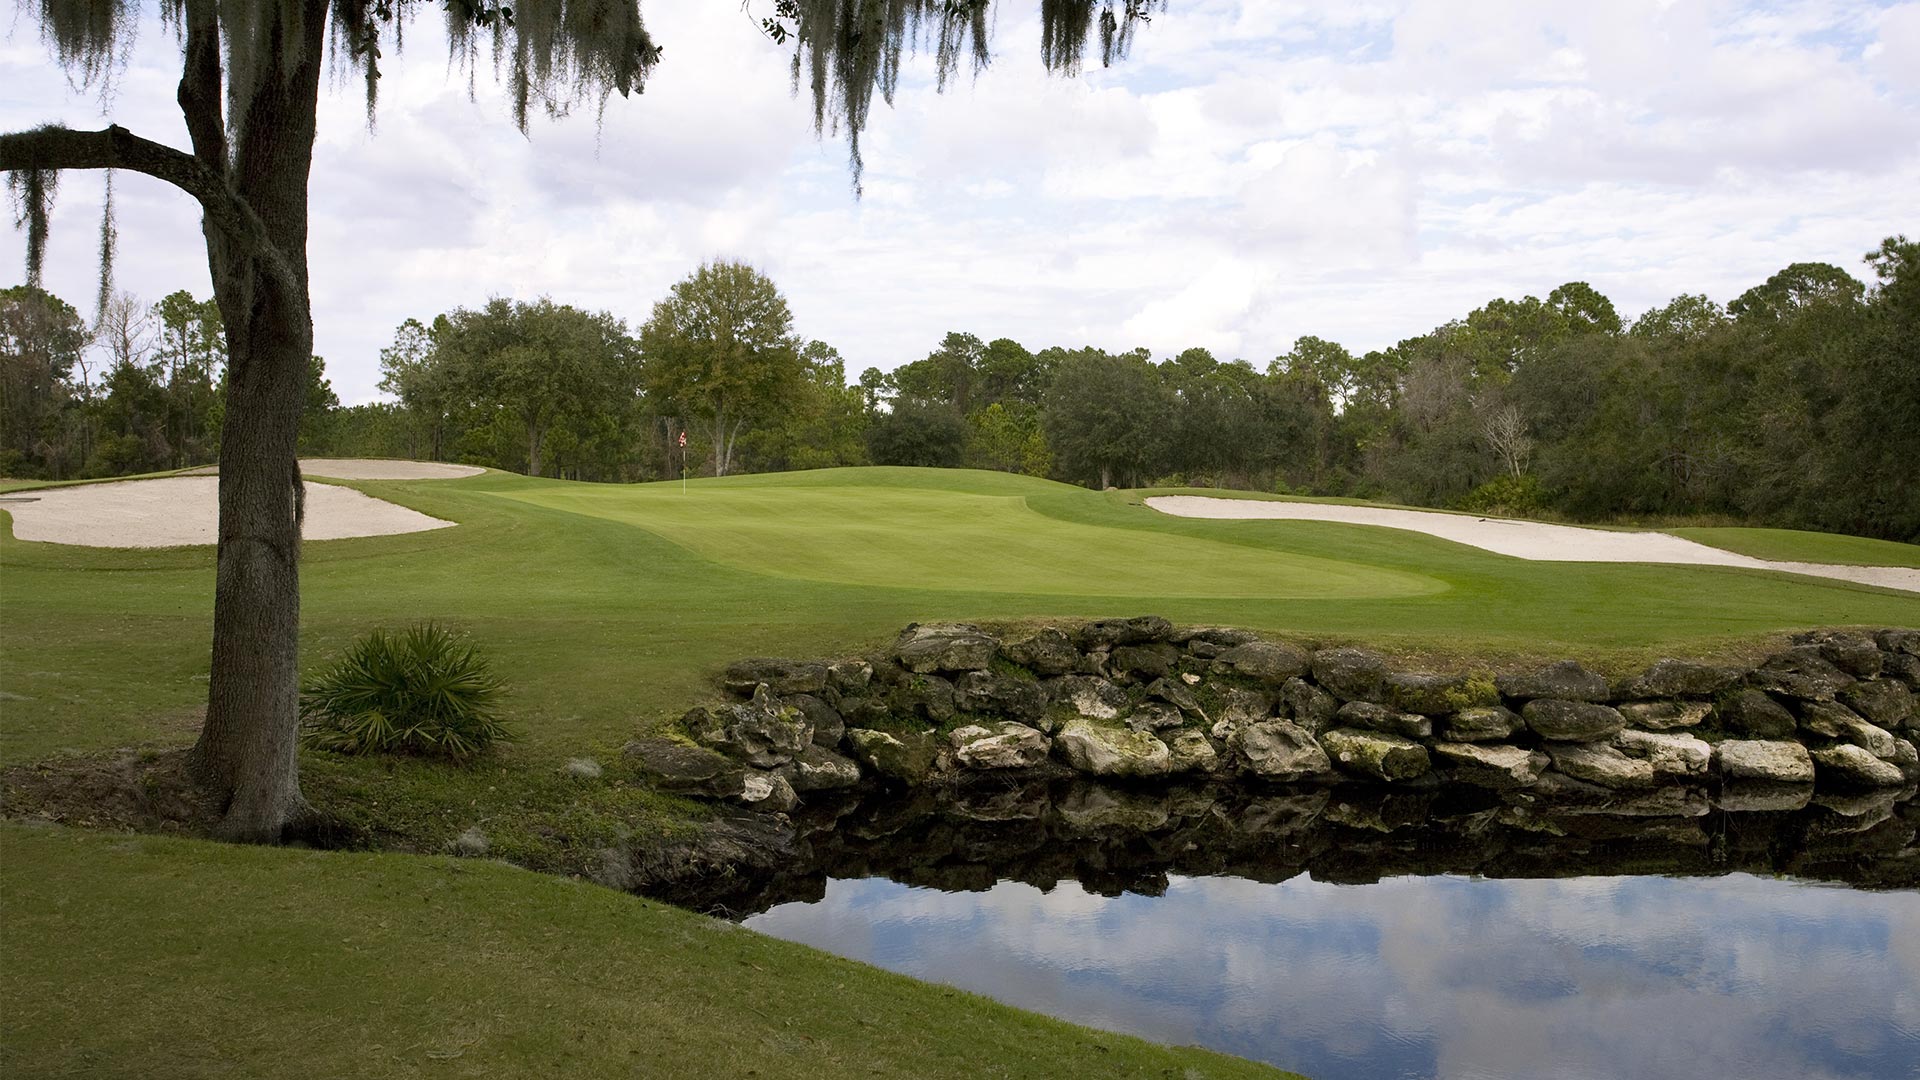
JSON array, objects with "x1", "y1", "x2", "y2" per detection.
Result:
[{"x1": 722, "y1": 779, "x2": 1920, "y2": 1080}]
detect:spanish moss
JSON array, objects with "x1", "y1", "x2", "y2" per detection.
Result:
[
  {"x1": 96, "y1": 168, "x2": 118, "y2": 321},
  {"x1": 782, "y1": 0, "x2": 1158, "y2": 193},
  {"x1": 5, "y1": 164, "x2": 59, "y2": 289},
  {"x1": 35, "y1": 0, "x2": 136, "y2": 88},
  {"x1": 18, "y1": 0, "x2": 1150, "y2": 200}
]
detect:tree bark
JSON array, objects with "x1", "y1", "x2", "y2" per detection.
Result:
[{"x1": 184, "y1": 0, "x2": 329, "y2": 841}]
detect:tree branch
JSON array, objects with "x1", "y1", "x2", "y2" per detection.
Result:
[{"x1": 0, "y1": 124, "x2": 298, "y2": 301}]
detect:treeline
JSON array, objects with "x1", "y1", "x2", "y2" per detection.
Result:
[
  {"x1": 354, "y1": 262, "x2": 866, "y2": 482},
  {"x1": 7, "y1": 239, "x2": 1913, "y2": 541},
  {"x1": 1, "y1": 286, "x2": 338, "y2": 478}
]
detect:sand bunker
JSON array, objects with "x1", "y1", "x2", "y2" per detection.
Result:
[
  {"x1": 299, "y1": 458, "x2": 485, "y2": 480},
  {"x1": 1145, "y1": 496, "x2": 1920, "y2": 594},
  {"x1": 2, "y1": 476, "x2": 454, "y2": 548}
]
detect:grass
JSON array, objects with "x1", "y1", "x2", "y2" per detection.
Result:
[
  {"x1": 3, "y1": 464, "x2": 1917, "y2": 1079},
  {"x1": 1667, "y1": 526, "x2": 1920, "y2": 568},
  {"x1": 4, "y1": 466, "x2": 1916, "y2": 768},
  {"x1": 0, "y1": 823, "x2": 1291, "y2": 1080}
]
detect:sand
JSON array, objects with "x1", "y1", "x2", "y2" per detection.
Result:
[
  {"x1": 1, "y1": 476, "x2": 455, "y2": 549},
  {"x1": 298, "y1": 459, "x2": 485, "y2": 480},
  {"x1": 1144, "y1": 495, "x2": 1920, "y2": 594}
]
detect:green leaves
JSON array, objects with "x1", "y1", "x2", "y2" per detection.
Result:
[{"x1": 300, "y1": 623, "x2": 513, "y2": 762}]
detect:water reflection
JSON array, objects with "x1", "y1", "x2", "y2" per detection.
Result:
[
  {"x1": 749, "y1": 873, "x2": 1920, "y2": 1080},
  {"x1": 716, "y1": 780, "x2": 1920, "y2": 1079}
]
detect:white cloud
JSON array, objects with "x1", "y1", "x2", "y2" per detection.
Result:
[{"x1": 4, "y1": 0, "x2": 1915, "y2": 404}]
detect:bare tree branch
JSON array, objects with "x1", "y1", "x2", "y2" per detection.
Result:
[{"x1": 0, "y1": 124, "x2": 298, "y2": 302}]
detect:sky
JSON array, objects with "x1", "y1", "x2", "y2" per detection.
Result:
[{"x1": 4, "y1": 0, "x2": 1919, "y2": 405}]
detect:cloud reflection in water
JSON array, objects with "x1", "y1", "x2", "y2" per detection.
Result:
[{"x1": 747, "y1": 873, "x2": 1920, "y2": 1080}]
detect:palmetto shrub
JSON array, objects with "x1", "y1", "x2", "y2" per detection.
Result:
[{"x1": 300, "y1": 624, "x2": 511, "y2": 761}]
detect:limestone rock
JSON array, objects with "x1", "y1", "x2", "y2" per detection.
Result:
[
  {"x1": 952, "y1": 670, "x2": 1047, "y2": 722},
  {"x1": 1884, "y1": 652, "x2": 1920, "y2": 687},
  {"x1": 1320, "y1": 728, "x2": 1430, "y2": 782},
  {"x1": 1751, "y1": 648, "x2": 1855, "y2": 701},
  {"x1": 785, "y1": 693, "x2": 845, "y2": 748},
  {"x1": 1216, "y1": 640, "x2": 1313, "y2": 684},
  {"x1": 888, "y1": 673, "x2": 957, "y2": 724},
  {"x1": 1616, "y1": 700, "x2": 1710, "y2": 731},
  {"x1": 1546, "y1": 742, "x2": 1656, "y2": 789},
  {"x1": 1715, "y1": 689, "x2": 1796, "y2": 738},
  {"x1": 1444, "y1": 705, "x2": 1524, "y2": 742},
  {"x1": 721, "y1": 657, "x2": 828, "y2": 696},
  {"x1": 1384, "y1": 672, "x2": 1499, "y2": 715},
  {"x1": 1126, "y1": 702, "x2": 1186, "y2": 733},
  {"x1": 1218, "y1": 687, "x2": 1276, "y2": 730},
  {"x1": 1109, "y1": 643, "x2": 1180, "y2": 680},
  {"x1": 845, "y1": 728, "x2": 940, "y2": 783},
  {"x1": 838, "y1": 694, "x2": 892, "y2": 731},
  {"x1": 624, "y1": 737, "x2": 748, "y2": 798},
  {"x1": 1077, "y1": 616, "x2": 1175, "y2": 649},
  {"x1": 562, "y1": 757, "x2": 602, "y2": 780},
  {"x1": 1144, "y1": 677, "x2": 1205, "y2": 718},
  {"x1": 1614, "y1": 659, "x2": 1742, "y2": 699},
  {"x1": 1335, "y1": 700, "x2": 1432, "y2": 740},
  {"x1": 1613, "y1": 729, "x2": 1711, "y2": 779},
  {"x1": 1839, "y1": 680, "x2": 1915, "y2": 729},
  {"x1": 1497, "y1": 660, "x2": 1610, "y2": 702},
  {"x1": 1054, "y1": 718, "x2": 1173, "y2": 778},
  {"x1": 779, "y1": 744, "x2": 864, "y2": 791},
  {"x1": 687, "y1": 688, "x2": 813, "y2": 768},
  {"x1": 735, "y1": 770, "x2": 799, "y2": 813},
  {"x1": 826, "y1": 658, "x2": 873, "y2": 694},
  {"x1": 1809, "y1": 743, "x2": 1905, "y2": 787},
  {"x1": 1799, "y1": 701, "x2": 1897, "y2": 758},
  {"x1": 1713, "y1": 739, "x2": 1815, "y2": 784},
  {"x1": 1174, "y1": 626, "x2": 1261, "y2": 649},
  {"x1": 1522, "y1": 699, "x2": 1626, "y2": 742},
  {"x1": 1312, "y1": 647, "x2": 1388, "y2": 702},
  {"x1": 1005, "y1": 627, "x2": 1082, "y2": 676},
  {"x1": 1050, "y1": 675, "x2": 1130, "y2": 721},
  {"x1": 950, "y1": 722, "x2": 1051, "y2": 771},
  {"x1": 1433, "y1": 742, "x2": 1548, "y2": 789},
  {"x1": 896, "y1": 624, "x2": 1000, "y2": 674},
  {"x1": 1887, "y1": 736, "x2": 1920, "y2": 782},
  {"x1": 1232, "y1": 720, "x2": 1333, "y2": 781},
  {"x1": 1280, "y1": 677, "x2": 1339, "y2": 732},
  {"x1": 1875, "y1": 628, "x2": 1920, "y2": 655},
  {"x1": 453, "y1": 827, "x2": 489, "y2": 856},
  {"x1": 1792, "y1": 630, "x2": 1884, "y2": 678},
  {"x1": 1166, "y1": 730, "x2": 1221, "y2": 774}
]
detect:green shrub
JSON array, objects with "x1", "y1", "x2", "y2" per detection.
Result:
[
  {"x1": 1455, "y1": 474, "x2": 1548, "y2": 517},
  {"x1": 300, "y1": 624, "x2": 511, "y2": 761}
]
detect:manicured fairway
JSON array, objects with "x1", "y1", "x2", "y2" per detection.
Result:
[
  {"x1": 3, "y1": 466, "x2": 1916, "y2": 766},
  {"x1": 500, "y1": 471, "x2": 1443, "y2": 598},
  {"x1": 0, "y1": 824, "x2": 1291, "y2": 1080}
]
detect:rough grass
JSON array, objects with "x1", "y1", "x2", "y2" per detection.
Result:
[
  {"x1": 1667, "y1": 526, "x2": 1920, "y2": 568},
  {"x1": 0, "y1": 823, "x2": 1292, "y2": 1080}
]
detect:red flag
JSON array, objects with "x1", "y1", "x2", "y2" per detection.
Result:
[{"x1": 678, "y1": 430, "x2": 686, "y2": 448}]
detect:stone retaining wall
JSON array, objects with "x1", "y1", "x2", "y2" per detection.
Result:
[{"x1": 626, "y1": 620, "x2": 1920, "y2": 815}]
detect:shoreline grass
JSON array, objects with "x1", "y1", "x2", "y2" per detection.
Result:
[{"x1": 0, "y1": 823, "x2": 1294, "y2": 1080}]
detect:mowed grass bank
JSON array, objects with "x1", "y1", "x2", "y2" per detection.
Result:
[
  {"x1": 3, "y1": 466, "x2": 1917, "y2": 766},
  {"x1": 0, "y1": 823, "x2": 1291, "y2": 1080}
]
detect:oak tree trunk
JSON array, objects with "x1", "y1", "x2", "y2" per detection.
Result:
[{"x1": 185, "y1": 0, "x2": 329, "y2": 842}]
